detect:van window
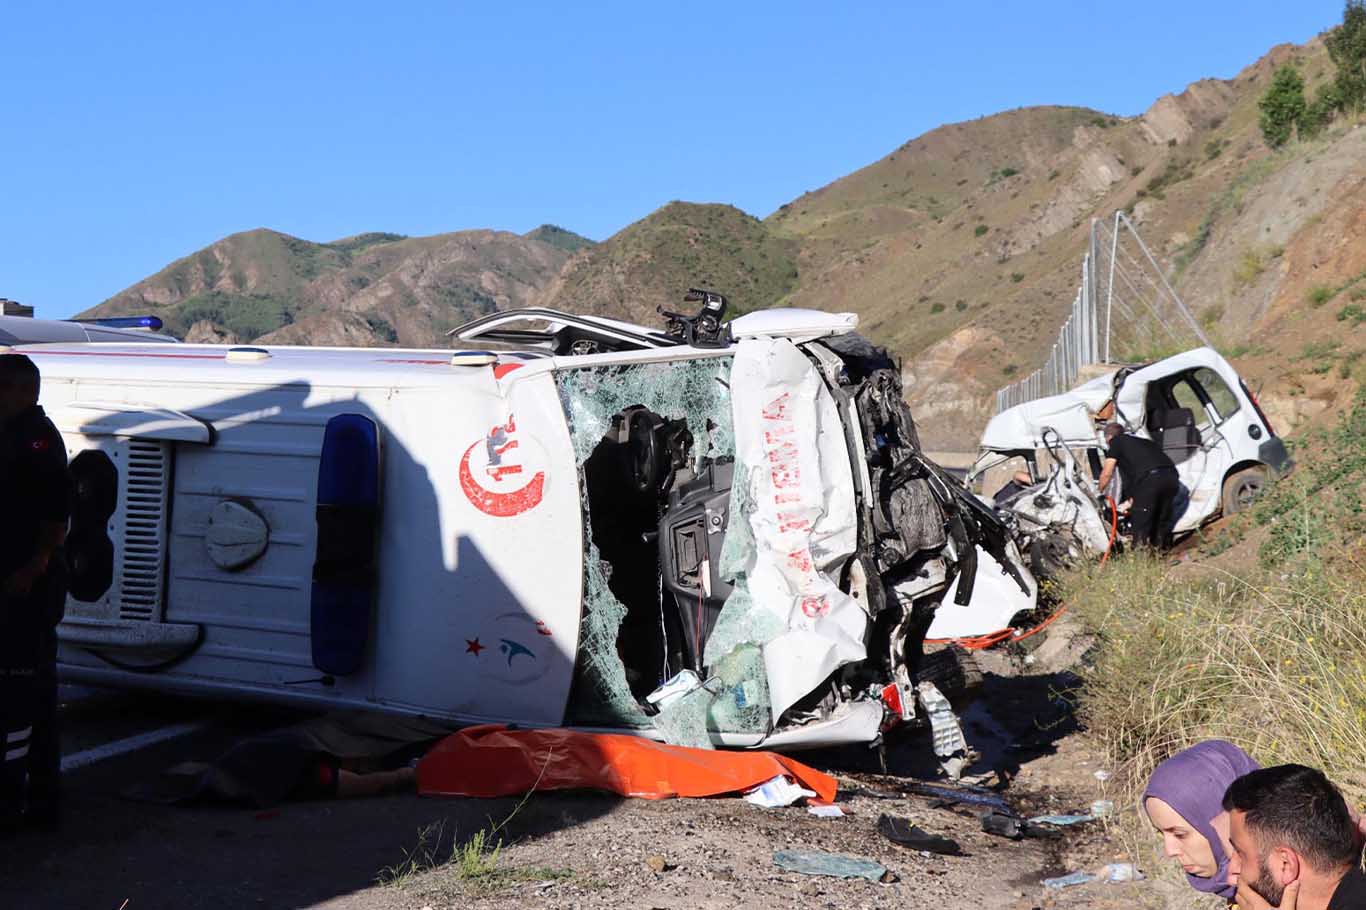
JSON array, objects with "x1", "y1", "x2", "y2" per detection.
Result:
[
  {"x1": 1169, "y1": 378, "x2": 1210, "y2": 430},
  {"x1": 1192, "y1": 367, "x2": 1241, "y2": 423}
]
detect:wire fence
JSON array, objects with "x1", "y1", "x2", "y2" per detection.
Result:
[{"x1": 994, "y1": 212, "x2": 1209, "y2": 414}]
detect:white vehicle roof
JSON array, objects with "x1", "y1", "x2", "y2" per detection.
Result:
[
  {"x1": 980, "y1": 372, "x2": 1115, "y2": 450},
  {"x1": 18, "y1": 342, "x2": 548, "y2": 389},
  {"x1": 980, "y1": 346, "x2": 1241, "y2": 451}
]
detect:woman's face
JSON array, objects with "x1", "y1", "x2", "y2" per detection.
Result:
[{"x1": 1145, "y1": 797, "x2": 1219, "y2": 877}]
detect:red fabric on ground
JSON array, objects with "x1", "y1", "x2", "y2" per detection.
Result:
[{"x1": 416, "y1": 725, "x2": 837, "y2": 802}]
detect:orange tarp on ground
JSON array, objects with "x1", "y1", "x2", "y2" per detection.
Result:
[{"x1": 417, "y1": 724, "x2": 837, "y2": 802}]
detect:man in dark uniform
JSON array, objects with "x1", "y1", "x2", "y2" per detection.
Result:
[
  {"x1": 1096, "y1": 422, "x2": 1179, "y2": 550},
  {"x1": 0, "y1": 353, "x2": 70, "y2": 832}
]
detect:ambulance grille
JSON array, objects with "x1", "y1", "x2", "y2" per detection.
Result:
[{"x1": 118, "y1": 440, "x2": 170, "y2": 622}]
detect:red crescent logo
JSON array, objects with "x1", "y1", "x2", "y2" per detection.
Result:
[{"x1": 459, "y1": 440, "x2": 546, "y2": 517}]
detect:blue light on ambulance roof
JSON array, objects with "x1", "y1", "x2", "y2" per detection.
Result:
[
  {"x1": 79, "y1": 315, "x2": 165, "y2": 331},
  {"x1": 318, "y1": 414, "x2": 380, "y2": 506}
]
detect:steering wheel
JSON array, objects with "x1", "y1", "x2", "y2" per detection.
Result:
[{"x1": 627, "y1": 409, "x2": 661, "y2": 494}]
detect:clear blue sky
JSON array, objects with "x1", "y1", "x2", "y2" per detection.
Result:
[{"x1": 0, "y1": 1, "x2": 1344, "y2": 317}]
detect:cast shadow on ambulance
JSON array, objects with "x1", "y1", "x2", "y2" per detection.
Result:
[{"x1": 52, "y1": 378, "x2": 578, "y2": 732}]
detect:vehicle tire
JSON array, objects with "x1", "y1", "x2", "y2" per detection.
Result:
[
  {"x1": 1222, "y1": 466, "x2": 1268, "y2": 515},
  {"x1": 1028, "y1": 533, "x2": 1076, "y2": 581},
  {"x1": 917, "y1": 645, "x2": 985, "y2": 706}
]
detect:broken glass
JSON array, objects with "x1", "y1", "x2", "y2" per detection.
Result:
[
  {"x1": 706, "y1": 643, "x2": 772, "y2": 734},
  {"x1": 558, "y1": 358, "x2": 735, "y2": 730},
  {"x1": 557, "y1": 358, "x2": 734, "y2": 469},
  {"x1": 557, "y1": 357, "x2": 780, "y2": 741},
  {"x1": 652, "y1": 681, "x2": 717, "y2": 750},
  {"x1": 569, "y1": 541, "x2": 651, "y2": 727}
]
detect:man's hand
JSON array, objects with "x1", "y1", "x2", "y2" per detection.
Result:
[
  {"x1": 1118, "y1": 499, "x2": 1133, "y2": 514},
  {"x1": 3, "y1": 558, "x2": 46, "y2": 597},
  {"x1": 1234, "y1": 879, "x2": 1299, "y2": 910}
]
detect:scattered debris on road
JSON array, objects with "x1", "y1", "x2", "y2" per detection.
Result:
[{"x1": 772, "y1": 850, "x2": 888, "y2": 882}]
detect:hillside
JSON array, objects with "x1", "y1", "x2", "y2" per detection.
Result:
[
  {"x1": 534, "y1": 202, "x2": 800, "y2": 323},
  {"x1": 82, "y1": 225, "x2": 593, "y2": 348},
  {"x1": 77, "y1": 36, "x2": 1365, "y2": 450},
  {"x1": 759, "y1": 39, "x2": 1365, "y2": 447}
]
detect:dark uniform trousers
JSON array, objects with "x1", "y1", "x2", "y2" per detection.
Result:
[
  {"x1": 1129, "y1": 468, "x2": 1180, "y2": 549},
  {"x1": 1, "y1": 570, "x2": 64, "y2": 824}
]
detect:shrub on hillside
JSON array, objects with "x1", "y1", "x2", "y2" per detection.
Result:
[
  {"x1": 1326, "y1": 0, "x2": 1366, "y2": 112},
  {"x1": 1258, "y1": 65, "x2": 1307, "y2": 148}
]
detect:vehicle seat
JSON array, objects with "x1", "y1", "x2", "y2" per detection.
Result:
[{"x1": 1158, "y1": 407, "x2": 1200, "y2": 463}]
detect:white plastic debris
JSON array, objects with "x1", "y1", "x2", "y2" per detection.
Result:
[
  {"x1": 744, "y1": 775, "x2": 817, "y2": 808},
  {"x1": 1101, "y1": 863, "x2": 1145, "y2": 883},
  {"x1": 646, "y1": 670, "x2": 703, "y2": 711},
  {"x1": 1090, "y1": 799, "x2": 1115, "y2": 818},
  {"x1": 1093, "y1": 769, "x2": 1112, "y2": 782},
  {"x1": 806, "y1": 804, "x2": 845, "y2": 818},
  {"x1": 1042, "y1": 871, "x2": 1096, "y2": 889}
]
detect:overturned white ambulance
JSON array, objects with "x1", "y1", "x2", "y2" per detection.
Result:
[{"x1": 21, "y1": 296, "x2": 1031, "y2": 756}]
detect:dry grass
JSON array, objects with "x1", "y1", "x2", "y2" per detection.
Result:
[
  {"x1": 1059, "y1": 391, "x2": 1366, "y2": 819},
  {"x1": 1061, "y1": 554, "x2": 1366, "y2": 814}
]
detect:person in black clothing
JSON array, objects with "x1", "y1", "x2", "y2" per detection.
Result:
[
  {"x1": 0, "y1": 353, "x2": 70, "y2": 833},
  {"x1": 1223, "y1": 765, "x2": 1366, "y2": 910},
  {"x1": 1096, "y1": 422, "x2": 1180, "y2": 549}
]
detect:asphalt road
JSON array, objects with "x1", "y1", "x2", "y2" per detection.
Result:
[{"x1": 0, "y1": 685, "x2": 571, "y2": 910}]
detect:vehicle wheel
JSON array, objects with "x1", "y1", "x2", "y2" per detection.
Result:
[
  {"x1": 1222, "y1": 466, "x2": 1268, "y2": 515},
  {"x1": 1028, "y1": 533, "x2": 1076, "y2": 580},
  {"x1": 917, "y1": 645, "x2": 984, "y2": 706}
]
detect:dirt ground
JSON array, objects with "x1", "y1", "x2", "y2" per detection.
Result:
[{"x1": 1, "y1": 623, "x2": 1189, "y2": 910}]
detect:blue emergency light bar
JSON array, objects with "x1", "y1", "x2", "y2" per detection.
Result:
[{"x1": 71, "y1": 315, "x2": 165, "y2": 331}]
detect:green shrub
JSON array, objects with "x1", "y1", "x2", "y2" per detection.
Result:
[
  {"x1": 1308, "y1": 284, "x2": 1336, "y2": 306},
  {"x1": 171, "y1": 291, "x2": 294, "y2": 340},
  {"x1": 1002, "y1": 363, "x2": 1018, "y2": 376},
  {"x1": 1326, "y1": 0, "x2": 1366, "y2": 113},
  {"x1": 1063, "y1": 556, "x2": 1366, "y2": 811},
  {"x1": 1259, "y1": 65, "x2": 1307, "y2": 148},
  {"x1": 1338, "y1": 303, "x2": 1366, "y2": 325},
  {"x1": 929, "y1": 302, "x2": 946, "y2": 314},
  {"x1": 365, "y1": 315, "x2": 399, "y2": 343},
  {"x1": 974, "y1": 225, "x2": 989, "y2": 238},
  {"x1": 954, "y1": 301, "x2": 968, "y2": 312},
  {"x1": 1010, "y1": 272, "x2": 1025, "y2": 283},
  {"x1": 1233, "y1": 248, "x2": 1267, "y2": 286}
]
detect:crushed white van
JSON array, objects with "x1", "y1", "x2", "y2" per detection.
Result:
[
  {"x1": 23, "y1": 295, "x2": 1031, "y2": 760},
  {"x1": 969, "y1": 346, "x2": 1290, "y2": 579}
]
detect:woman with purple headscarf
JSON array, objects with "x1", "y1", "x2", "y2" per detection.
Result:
[{"x1": 1142, "y1": 740, "x2": 1260, "y2": 901}]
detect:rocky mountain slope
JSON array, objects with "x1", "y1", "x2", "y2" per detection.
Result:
[{"x1": 82, "y1": 226, "x2": 591, "y2": 348}]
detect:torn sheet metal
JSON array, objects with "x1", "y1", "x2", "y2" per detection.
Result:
[
  {"x1": 917, "y1": 681, "x2": 968, "y2": 779},
  {"x1": 1006, "y1": 476, "x2": 1112, "y2": 555},
  {"x1": 728, "y1": 337, "x2": 863, "y2": 724},
  {"x1": 980, "y1": 373, "x2": 1114, "y2": 451},
  {"x1": 929, "y1": 544, "x2": 1038, "y2": 639}
]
